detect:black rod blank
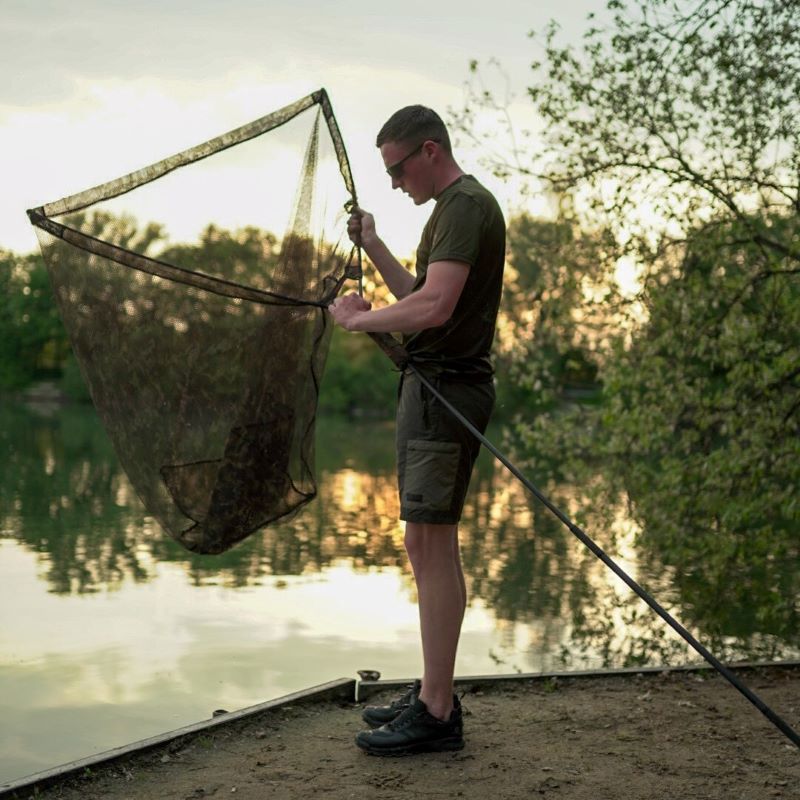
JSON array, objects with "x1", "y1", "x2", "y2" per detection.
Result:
[{"x1": 406, "y1": 363, "x2": 800, "y2": 751}]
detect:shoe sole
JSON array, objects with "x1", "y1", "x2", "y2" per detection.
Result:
[{"x1": 356, "y1": 736, "x2": 465, "y2": 756}]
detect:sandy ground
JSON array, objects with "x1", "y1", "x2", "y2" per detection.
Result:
[{"x1": 14, "y1": 667, "x2": 800, "y2": 800}]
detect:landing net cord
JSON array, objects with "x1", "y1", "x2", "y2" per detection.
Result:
[{"x1": 396, "y1": 361, "x2": 800, "y2": 750}]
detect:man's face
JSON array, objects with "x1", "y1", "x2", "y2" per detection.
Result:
[{"x1": 380, "y1": 140, "x2": 434, "y2": 205}]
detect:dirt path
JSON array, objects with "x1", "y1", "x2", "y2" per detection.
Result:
[{"x1": 17, "y1": 667, "x2": 800, "y2": 800}]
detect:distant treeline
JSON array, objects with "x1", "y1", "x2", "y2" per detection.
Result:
[{"x1": 0, "y1": 213, "x2": 601, "y2": 418}]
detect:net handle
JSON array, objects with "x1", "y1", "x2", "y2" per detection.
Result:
[{"x1": 364, "y1": 329, "x2": 800, "y2": 750}]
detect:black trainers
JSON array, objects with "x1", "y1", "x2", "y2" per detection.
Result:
[
  {"x1": 355, "y1": 695, "x2": 464, "y2": 756},
  {"x1": 361, "y1": 679, "x2": 421, "y2": 728}
]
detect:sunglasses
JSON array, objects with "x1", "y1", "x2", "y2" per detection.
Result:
[{"x1": 385, "y1": 139, "x2": 440, "y2": 179}]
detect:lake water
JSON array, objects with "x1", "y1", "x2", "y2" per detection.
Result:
[{"x1": 1, "y1": 399, "x2": 797, "y2": 783}]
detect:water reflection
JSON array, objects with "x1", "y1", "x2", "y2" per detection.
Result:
[{"x1": 1, "y1": 399, "x2": 798, "y2": 670}]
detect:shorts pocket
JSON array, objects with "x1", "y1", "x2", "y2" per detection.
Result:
[{"x1": 403, "y1": 439, "x2": 461, "y2": 512}]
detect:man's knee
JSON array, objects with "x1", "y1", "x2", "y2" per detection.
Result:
[{"x1": 404, "y1": 522, "x2": 458, "y2": 567}]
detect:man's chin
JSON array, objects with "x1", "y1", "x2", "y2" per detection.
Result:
[{"x1": 403, "y1": 188, "x2": 431, "y2": 205}]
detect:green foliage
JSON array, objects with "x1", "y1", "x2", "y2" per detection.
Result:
[
  {"x1": 158, "y1": 222, "x2": 279, "y2": 288},
  {"x1": 60, "y1": 352, "x2": 92, "y2": 401},
  {"x1": 0, "y1": 250, "x2": 70, "y2": 389},
  {"x1": 495, "y1": 213, "x2": 614, "y2": 412},
  {"x1": 600, "y1": 217, "x2": 800, "y2": 638},
  {"x1": 454, "y1": 0, "x2": 800, "y2": 646},
  {"x1": 320, "y1": 326, "x2": 398, "y2": 415}
]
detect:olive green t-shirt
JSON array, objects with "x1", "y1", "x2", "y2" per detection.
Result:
[{"x1": 403, "y1": 174, "x2": 506, "y2": 382}]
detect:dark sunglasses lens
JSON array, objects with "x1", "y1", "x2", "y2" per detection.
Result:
[{"x1": 386, "y1": 142, "x2": 424, "y2": 180}]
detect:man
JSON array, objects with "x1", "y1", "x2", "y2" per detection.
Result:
[{"x1": 328, "y1": 105, "x2": 505, "y2": 755}]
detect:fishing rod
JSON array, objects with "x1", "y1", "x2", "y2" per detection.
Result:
[{"x1": 365, "y1": 331, "x2": 800, "y2": 751}]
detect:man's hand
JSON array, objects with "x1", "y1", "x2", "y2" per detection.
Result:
[
  {"x1": 347, "y1": 206, "x2": 415, "y2": 300},
  {"x1": 348, "y1": 208, "x2": 377, "y2": 249},
  {"x1": 328, "y1": 292, "x2": 372, "y2": 331}
]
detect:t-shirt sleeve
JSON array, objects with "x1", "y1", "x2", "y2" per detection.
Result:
[{"x1": 427, "y1": 194, "x2": 485, "y2": 268}]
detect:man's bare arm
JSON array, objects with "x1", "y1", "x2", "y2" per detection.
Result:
[{"x1": 329, "y1": 260, "x2": 469, "y2": 334}]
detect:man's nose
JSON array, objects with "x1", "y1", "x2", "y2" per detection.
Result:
[{"x1": 391, "y1": 176, "x2": 402, "y2": 191}]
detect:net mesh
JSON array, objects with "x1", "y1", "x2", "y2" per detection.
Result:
[{"x1": 28, "y1": 90, "x2": 360, "y2": 554}]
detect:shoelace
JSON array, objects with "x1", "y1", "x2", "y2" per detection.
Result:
[{"x1": 387, "y1": 705, "x2": 420, "y2": 731}]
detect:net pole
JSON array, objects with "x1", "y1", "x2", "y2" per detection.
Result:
[{"x1": 406, "y1": 364, "x2": 800, "y2": 749}]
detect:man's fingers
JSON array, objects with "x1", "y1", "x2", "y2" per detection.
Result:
[
  {"x1": 347, "y1": 214, "x2": 362, "y2": 245},
  {"x1": 347, "y1": 208, "x2": 375, "y2": 247}
]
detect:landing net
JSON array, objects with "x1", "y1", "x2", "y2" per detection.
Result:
[{"x1": 28, "y1": 89, "x2": 359, "y2": 554}]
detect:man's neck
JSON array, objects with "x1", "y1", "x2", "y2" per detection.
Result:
[{"x1": 433, "y1": 162, "x2": 466, "y2": 198}]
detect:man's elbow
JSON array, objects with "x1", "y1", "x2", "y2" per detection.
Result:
[{"x1": 425, "y1": 299, "x2": 454, "y2": 328}]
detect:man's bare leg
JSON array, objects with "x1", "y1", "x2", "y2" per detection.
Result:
[{"x1": 404, "y1": 521, "x2": 466, "y2": 721}]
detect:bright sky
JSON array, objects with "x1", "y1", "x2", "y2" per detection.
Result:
[{"x1": 2, "y1": 0, "x2": 605, "y2": 259}]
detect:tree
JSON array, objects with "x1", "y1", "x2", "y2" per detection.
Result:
[
  {"x1": 454, "y1": 0, "x2": 800, "y2": 642},
  {"x1": 0, "y1": 250, "x2": 69, "y2": 389},
  {"x1": 460, "y1": 0, "x2": 799, "y2": 258},
  {"x1": 603, "y1": 216, "x2": 800, "y2": 634},
  {"x1": 494, "y1": 212, "x2": 614, "y2": 414}
]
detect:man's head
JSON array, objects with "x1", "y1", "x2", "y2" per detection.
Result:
[{"x1": 376, "y1": 106, "x2": 458, "y2": 205}]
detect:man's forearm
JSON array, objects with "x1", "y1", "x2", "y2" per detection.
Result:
[
  {"x1": 348, "y1": 287, "x2": 445, "y2": 334},
  {"x1": 363, "y1": 237, "x2": 416, "y2": 299}
]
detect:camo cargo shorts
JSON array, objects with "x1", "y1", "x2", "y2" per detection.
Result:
[{"x1": 396, "y1": 369, "x2": 495, "y2": 525}]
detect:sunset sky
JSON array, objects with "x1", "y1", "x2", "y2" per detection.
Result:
[{"x1": 2, "y1": 0, "x2": 605, "y2": 258}]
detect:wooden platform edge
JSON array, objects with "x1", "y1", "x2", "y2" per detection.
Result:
[
  {"x1": 355, "y1": 658, "x2": 800, "y2": 701},
  {"x1": 0, "y1": 677, "x2": 355, "y2": 799}
]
